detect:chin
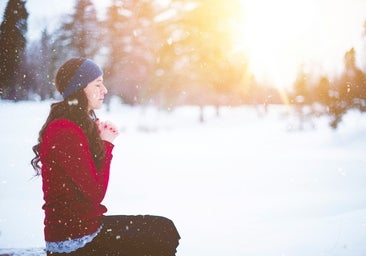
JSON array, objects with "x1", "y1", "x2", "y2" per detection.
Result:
[{"x1": 90, "y1": 104, "x2": 102, "y2": 110}]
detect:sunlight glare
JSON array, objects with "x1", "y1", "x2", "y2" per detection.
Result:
[
  {"x1": 233, "y1": 0, "x2": 366, "y2": 89},
  {"x1": 233, "y1": 0, "x2": 320, "y2": 89}
]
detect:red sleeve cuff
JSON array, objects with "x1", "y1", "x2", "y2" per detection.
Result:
[{"x1": 103, "y1": 140, "x2": 114, "y2": 160}]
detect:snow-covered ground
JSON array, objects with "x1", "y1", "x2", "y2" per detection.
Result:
[{"x1": 1, "y1": 99, "x2": 366, "y2": 256}]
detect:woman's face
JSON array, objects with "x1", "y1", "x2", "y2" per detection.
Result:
[{"x1": 83, "y1": 76, "x2": 108, "y2": 111}]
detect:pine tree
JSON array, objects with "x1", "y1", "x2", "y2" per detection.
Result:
[
  {"x1": 328, "y1": 48, "x2": 366, "y2": 128},
  {"x1": 103, "y1": 0, "x2": 156, "y2": 105},
  {"x1": 0, "y1": 0, "x2": 28, "y2": 100},
  {"x1": 56, "y1": 0, "x2": 101, "y2": 59},
  {"x1": 26, "y1": 29, "x2": 56, "y2": 100},
  {"x1": 151, "y1": 0, "x2": 245, "y2": 108}
]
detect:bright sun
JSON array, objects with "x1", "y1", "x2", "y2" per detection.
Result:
[
  {"x1": 232, "y1": 0, "x2": 365, "y2": 90},
  {"x1": 233, "y1": 0, "x2": 319, "y2": 89}
]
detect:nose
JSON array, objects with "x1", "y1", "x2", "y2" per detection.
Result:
[{"x1": 102, "y1": 84, "x2": 108, "y2": 94}]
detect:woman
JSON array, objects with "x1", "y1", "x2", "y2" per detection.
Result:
[{"x1": 31, "y1": 57, "x2": 180, "y2": 255}]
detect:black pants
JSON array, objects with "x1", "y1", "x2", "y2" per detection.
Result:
[{"x1": 47, "y1": 215, "x2": 180, "y2": 256}]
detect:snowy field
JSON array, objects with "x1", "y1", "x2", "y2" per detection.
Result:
[{"x1": 1, "y1": 99, "x2": 366, "y2": 256}]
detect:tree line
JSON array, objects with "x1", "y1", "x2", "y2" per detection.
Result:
[{"x1": 1, "y1": 0, "x2": 366, "y2": 128}]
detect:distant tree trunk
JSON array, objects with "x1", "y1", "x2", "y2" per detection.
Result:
[
  {"x1": 215, "y1": 104, "x2": 220, "y2": 117},
  {"x1": 199, "y1": 105, "x2": 204, "y2": 123}
]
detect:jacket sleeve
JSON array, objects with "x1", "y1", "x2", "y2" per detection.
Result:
[{"x1": 45, "y1": 119, "x2": 114, "y2": 203}]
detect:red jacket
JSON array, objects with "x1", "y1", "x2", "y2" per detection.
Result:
[{"x1": 40, "y1": 118, "x2": 114, "y2": 242}]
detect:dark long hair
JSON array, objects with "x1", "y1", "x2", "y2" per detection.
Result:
[{"x1": 31, "y1": 58, "x2": 105, "y2": 175}]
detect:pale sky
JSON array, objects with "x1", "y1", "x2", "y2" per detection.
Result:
[
  {"x1": 0, "y1": 0, "x2": 111, "y2": 40},
  {"x1": 1, "y1": 0, "x2": 366, "y2": 88},
  {"x1": 237, "y1": 0, "x2": 366, "y2": 87}
]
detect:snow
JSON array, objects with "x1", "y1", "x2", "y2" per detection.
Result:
[{"x1": 1, "y1": 99, "x2": 366, "y2": 255}]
